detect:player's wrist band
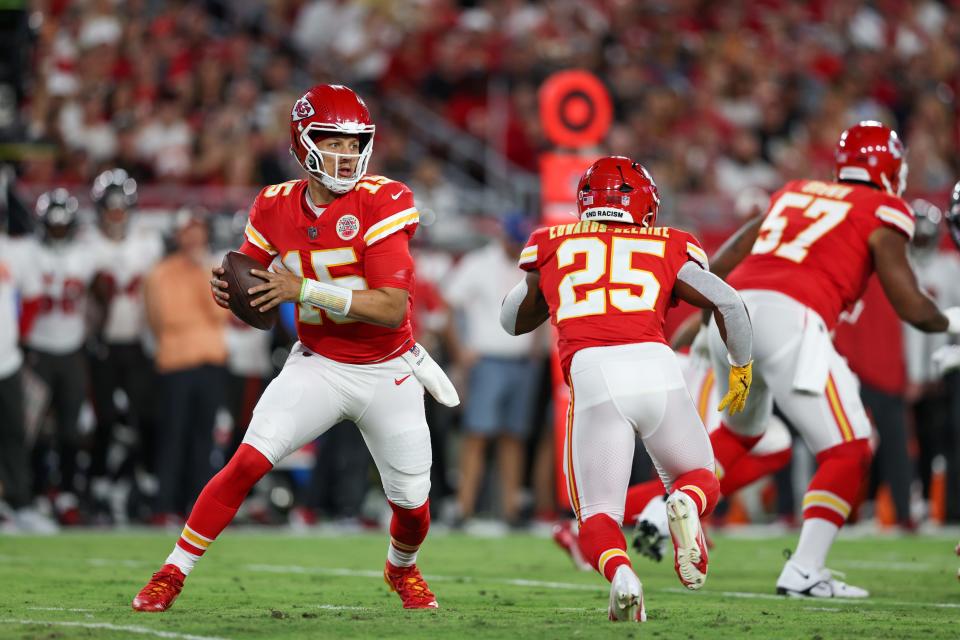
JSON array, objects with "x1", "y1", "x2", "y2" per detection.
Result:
[{"x1": 299, "y1": 278, "x2": 352, "y2": 316}]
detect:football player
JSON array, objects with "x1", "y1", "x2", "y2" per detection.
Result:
[
  {"x1": 700, "y1": 122, "x2": 960, "y2": 598},
  {"x1": 132, "y1": 84, "x2": 458, "y2": 612},
  {"x1": 24, "y1": 189, "x2": 104, "y2": 520},
  {"x1": 500, "y1": 156, "x2": 754, "y2": 622},
  {"x1": 87, "y1": 169, "x2": 163, "y2": 499}
]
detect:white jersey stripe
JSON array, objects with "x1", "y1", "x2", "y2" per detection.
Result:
[
  {"x1": 364, "y1": 208, "x2": 419, "y2": 245},
  {"x1": 875, "y1": 205, "x2": 915, "y2": 239},
  {"x1": 245, "y1": 222, "x2": 277, "y2": 255}
]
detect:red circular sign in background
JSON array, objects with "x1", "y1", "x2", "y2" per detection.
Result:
[{"x1": 539, "y1": 70, "x2": 613, "y2": 149}]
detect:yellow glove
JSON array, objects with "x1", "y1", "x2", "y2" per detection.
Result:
[{"x1": 718, "y1": 361, "x2": 753, "y2": 415}]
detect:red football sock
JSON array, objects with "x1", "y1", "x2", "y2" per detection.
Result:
[
  {"x1": 578, "y1": 514, "x2": 632, "y2": 582},
  {"x1": 802, "y1": 440, "x2": 872, "y2": 527},
  {"x1": 673, "y1": 468, "x2": 720, "y2": 516},
  {"x1": 174, "y1": 444, "x2": 273, "y2": 557},
  {"x1": 387, "y1": 500, "x2": 430, "y2": 568},
  {"x1": 710, "y1": 423, "x2": 762, "y2": 483},
  {"x1": 623, "y1": 479, "x2": 666, "y2": 524},
  {"x1": 719, "y1": 448, "x2": 792, "y2": 496}
]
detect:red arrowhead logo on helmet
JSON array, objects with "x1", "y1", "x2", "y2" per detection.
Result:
[{"x1": 291, "y1": 97, "x2": 316, "y2": 122}]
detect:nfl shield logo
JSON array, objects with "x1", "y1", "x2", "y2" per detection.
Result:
[{"x1": 307, "y1": 226, "x2": 318, "y2": 240}]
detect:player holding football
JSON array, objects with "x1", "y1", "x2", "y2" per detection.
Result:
[
  {"x1": 132, "y1": 84, "x2": 458, "y2": 612},
  {"x1": 697, "y1": 121, "x2": 960, "y2": 598},
  {"x1": 500, "y1": 156, "x2": 754, "y2": 622}
]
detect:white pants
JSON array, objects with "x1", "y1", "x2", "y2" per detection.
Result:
[
  {"x1": 679, "y1": 351, "x2": 792, "y2": 456},
  {"x1": 708, "y1": 290, "x2": 870, "y2": 455},
  {"x1": 242, "y1": 342, "x2": 432, "y2": 508},
  {"x1": 565, "y1": 342, "x2": 714, "y2": 524}
]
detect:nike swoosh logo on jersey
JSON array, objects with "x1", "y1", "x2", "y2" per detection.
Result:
[
  {"x1": 391, "y1": 191, "x2": 402, "y2": 200},
  {"x1": 394, "y1": 375, "x2": 411, "y2": 385}
]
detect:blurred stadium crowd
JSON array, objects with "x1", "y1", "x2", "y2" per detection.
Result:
[{"x1": 1, "y1": 0, "x2": 960, "y2": 533}]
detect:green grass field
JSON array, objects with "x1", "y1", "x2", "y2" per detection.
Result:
[{"x1": 0, "y1": 530, "x2": 957, "y2": 639}]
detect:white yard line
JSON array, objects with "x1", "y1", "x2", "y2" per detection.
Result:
[
  {"x1": 26, "y1": 606, "x2": 93, "y2": 612},
  {"x1": 244, "y1": 564, "x2": 960, "y2": 610},
  {"x1": 0, "y1": 619, "x2": 229, "y2": 640},
  {"x1": 838, "y1": 560, "x2": 935, "y2": 572},
  {"x1": 315, "y1": 604, "x2": 368, "y2": 611}
]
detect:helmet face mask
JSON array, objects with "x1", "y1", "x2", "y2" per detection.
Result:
[
  {"x1": 35, "y1": 188, "x2": 80, "y2": 245},
  {"x1": 91, "y1": 168, "x2": 137, "y2": 239},
  {"x1": 290, "y1": 84, "x2": 375, "y2": 194},
  {"x1": 577, "y1": 156, "x2": 660, "y2": 227}
]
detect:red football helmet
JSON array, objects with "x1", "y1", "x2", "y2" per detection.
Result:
[
  {"x1": 834, "y1": 120, "x2": 907, "y2": 196},
  {"x1": 577, "y1": 156, "x2": 660, "y2": 227},
  {"x1": 290, "y1": 84, "x2": 375, "y2": 194}
]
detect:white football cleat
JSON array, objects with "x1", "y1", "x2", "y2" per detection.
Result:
[
  {"x1": 776, "y1": 559, "x2": 869, "y2": 598},
  {"x1": 665, "y1": 491, "x2": 708, "y2": 590},
  {"x1": 607, "y1": 565, "x2": 645, "y2": 622}
]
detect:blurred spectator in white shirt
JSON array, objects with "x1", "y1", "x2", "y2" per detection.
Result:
[{"x1": 443, "y1": 214, "x2": 538, "y2": 525}]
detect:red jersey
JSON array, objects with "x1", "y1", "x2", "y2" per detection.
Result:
[
  {"x1": 240, "y1": 176, "x2": 418, "y2": 363},
  {"x1": 728, "y1": 179, "x2": 915, "y2": 329},
  {"x1": 519, "y1": 220, "x2": 709, "y2": 375}
]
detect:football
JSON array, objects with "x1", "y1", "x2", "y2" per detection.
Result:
[{"x1": 221, "y1": 250, "x2": 279, "y2": 330}]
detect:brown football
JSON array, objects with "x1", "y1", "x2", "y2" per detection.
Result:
[{"x1": 221, "y1": 251, "x2": 279, "y2": 330}]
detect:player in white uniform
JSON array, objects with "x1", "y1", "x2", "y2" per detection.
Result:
[
  {"x1": 0, "y1": 224, "x2": 57, "y2": 532},
  {"x1": 24, "y1": 190, "x2": 104, "y2": 519},
  {"x1": 87, "y1": 169, "x2": 163, "y2": 500}
]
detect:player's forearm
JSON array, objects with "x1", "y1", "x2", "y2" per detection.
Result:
[
  {"x1": 676, "y1": 263, "x2": 752, "y2": 365},
  {"x1": 347, "y1": 287, "x2": 408, "y2": 328},
  {"x1": 898, "y1": 294, "x2": 950, "y2": 333},
  {"x1": 300, "y1": 278, "x2": 407, "y2": 328},
  {"x1": 709, "y1": 215, "x2": 763, "y2": 280}
]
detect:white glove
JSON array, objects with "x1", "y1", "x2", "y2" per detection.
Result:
[
  {"x1": 931, "y1": 345, "x2": 960, "y2": 377},
  {"x1": 945, "y1": 307, "x2": 960, "y2": 334},
  {"x1": 399, "y1": 342, "x2": 461, "y2": 407}
]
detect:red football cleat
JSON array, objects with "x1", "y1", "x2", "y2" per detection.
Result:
[
  {"x1": 384, "y1": 561, "x2": 439, "y2": 609},
  {"x1": 132, "y1": 564, "x2": 186, "y2": 612},
  {"x1": 552, "y1": 521, "x2": 592, "y2": 571}
]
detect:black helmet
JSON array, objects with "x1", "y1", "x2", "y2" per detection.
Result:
[
  {"x1": 911, "y1": 198, "x2": 942, "y2": 249},
  {"x1": 35, "y1": 188, "x2": 80, "y2": 244},
  {"x1": 946, "y1": 180, "x2": 960, "y2": 252},
  {"x1": 91, "y1": 168, "x2": 137, "y2": 212}
]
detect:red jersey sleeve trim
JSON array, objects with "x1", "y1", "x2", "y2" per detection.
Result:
[
  {"x1": 244, "y1": 220, "x2": 277, "y2": 255},
  {"x1": 363, "y1": 207, "x2": 419, "y2": 246},
  {"x1": 238, "y1": 240, "x2": 274, "y2": 268},
  {"x1": 875, "y1": 204, "x2": 915, "y2": 239}
]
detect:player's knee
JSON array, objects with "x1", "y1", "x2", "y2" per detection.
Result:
[
  {"x1": 222, "y1": 444, "x2": 274, "y2": 487},
  {"x1": 815, "y1": 439, "x2": 872, "y2": 475},
  {"x1": 383, "y1": 471, "x2": 431, "y2": 510}
]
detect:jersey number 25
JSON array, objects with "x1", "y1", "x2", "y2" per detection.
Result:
[{"x1": 555, "y1": 237, "x2": 664, "y2": 321}]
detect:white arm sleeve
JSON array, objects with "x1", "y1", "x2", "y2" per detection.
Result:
[
  {"x1": 499, "y1": 278, "x2": 528, "y2": 336},
  {"x1": 676, "y1": 261, "x2": 752, "y2": 366}
]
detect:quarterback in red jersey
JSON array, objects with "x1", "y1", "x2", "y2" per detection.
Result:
[
  {"x1": 500, "y1": 157, "x2": 754, "y2": 622},
  {"x1": 132, "y1": 84, "x2": 458, "y2": 613},
  {"x1": 703, "y1": 121, "x2": 960, "y2": 598}
]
